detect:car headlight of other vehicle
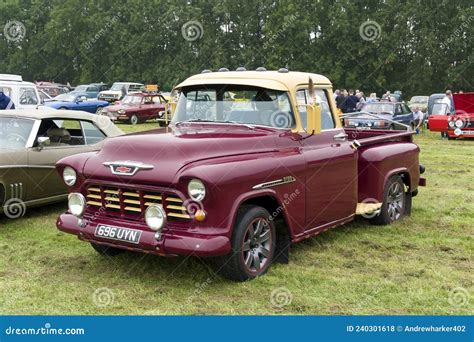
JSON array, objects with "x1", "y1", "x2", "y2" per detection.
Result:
[
  {"x1": 117, "y1": 109, "x2": 125, "y2": 114},
  {"x1": 68, "y1": 193, "x2": 86, "y2": 218},
  {"x1": 63, "y1": 167, "x2": 77, "y2": 186},
  {"x1": 145, "y1": 205, "x2": 166, "y2": 231},
  {"x1": 448, "y1": 120, "x2": 455, "y2": 128},
  {"x1": 455, "y1": 119, "x2": 464, "y2": 128},
  {"x1": 188, "y1": 179, "x2": 206, "y2": 202}
]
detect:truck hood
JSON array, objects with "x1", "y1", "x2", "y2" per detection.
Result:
[{"x1": 82, "y1": 123, "x2": 281, "y2": 186}]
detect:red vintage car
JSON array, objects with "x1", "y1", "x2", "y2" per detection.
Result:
[
  {"x1": 55, "y1": 69, "x2": 425, "y2": 281},
  {"x1": 101, "y1": 92, "x2": 168, "y2": 125},
  {"x1": 428, "y1": 92, "x2": 474, "y2": 139}
]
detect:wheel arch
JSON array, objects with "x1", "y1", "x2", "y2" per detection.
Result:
[{"x1": 233, "y1": 192, "x2": 292, "y2": 239}]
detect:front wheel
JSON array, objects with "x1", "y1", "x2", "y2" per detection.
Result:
[
  {"x1": 95, "y1": 106, "x2": 103, "y2": 114},
  {"x1": 213, "y1": 205, "x2": 275, "y2": 281},
  {"x1": 370, "y1": 175, "x2": 406, "y2": 225},
  {"x1": 130, "y1": 114, "x2": 139, "y2": 125}
]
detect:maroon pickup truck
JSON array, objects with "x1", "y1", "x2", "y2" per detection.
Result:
[{"x1": 56, "y1": 70, "x2": 426, "y2": 281}]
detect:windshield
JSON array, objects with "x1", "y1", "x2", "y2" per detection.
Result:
[
  {"x1": 362, "y1": 103, "x2": 394, "y2": 114},
  {"x1": 122, "y1": 95, "x2": 143, "y2": 105},
  {"x1": 110, "y1": 83, "x2": 126, "y2": 91},
  {"x1": 54, "y1": 94, "x2": 76, "y2": 102},
  {"x1": 410, "y1": 96, "x2": 428, "y2": 103},
  {"x1": 172, "y1": 85, "x2": 295, "y2": 128},
  {"x1": 432, "y1": 103, "x2": 450, "y2": 115},
  {"x1": 75, "y1": 85, "x2": 87, "y2": 92},
  {"x1": 0, "y1": 117, "x2": 34, "y2": 149}
]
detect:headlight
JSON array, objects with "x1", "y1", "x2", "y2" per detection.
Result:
[
  {"x1": 145, "y1": 205, "x2": 166, "y2": 231},
  {"x1": 63, "y1": 167, "x2": 77, "y2": 186},
  {"x1": 68, "y1": 193, "x2": 86, "y2": 218},
  {"x1": 117, "y1": 109, "x2": 125, "y2": 114},
  {"x1": 455, "y1": 119, "x2": 464, "y2": 128},
  {"x1": 448, "y1": 121, "x2": 455, "y2": 128},
  {"x1": 188, "y1": 179, "x2": 206, "y2": 202}
]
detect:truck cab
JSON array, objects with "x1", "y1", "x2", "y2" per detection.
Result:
[
  {"x1": 56, "y1": 69, "x2": 425, "y2": 281},
  {"x1": 0, "y1": 74, "x2": 44, "y2": 109}
]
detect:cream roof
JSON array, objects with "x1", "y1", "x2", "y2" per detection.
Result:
[{"x1": 175, "y1": 71, "x2": 332, "y2": 91}]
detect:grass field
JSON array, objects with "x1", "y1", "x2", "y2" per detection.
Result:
[{"x1": 0, "y1": 123, "x2": 472, "y2": 315}]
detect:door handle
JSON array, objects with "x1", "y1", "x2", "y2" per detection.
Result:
[{"x1": 333, "y1": 132, "x2": 348, "y2": 141}]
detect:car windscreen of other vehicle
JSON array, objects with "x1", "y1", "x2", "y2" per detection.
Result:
[
  {"x1": 122, "y1": 95, "x2": 142, "y2": 105},
  {"x1": 0, "y1": 117, "x2": 34, "y2": 149},
  {"x1": 53, "y1": 94, "x2": 76, "y2": 102},
  {"x1": 110, "y1": 83, "x2": 124, "y2": 91},
  {"x1": 172, "y1": 86, "x2": 296, "y2": 128},
  {"x1": 362, "y1": 103, "x2": 394, "y2": 114},
  {"x1": 410, "y1": 96, "x2": 428, "y2": 103}
]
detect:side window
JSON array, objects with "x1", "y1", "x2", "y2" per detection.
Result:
[
  {"x1": 395, "y1": 104, "x2": 402, "y2": 115},
  {"x1": 0, "y1": 87, "x2": 12, "y2": 97},
  {"x1": 403, "y1": 104, "x2": 411, "y2": 114},
  {"x1": 81, "y1": 121, "x2": 106, "y2": 145},
  {"x1": 19, "y1": 87, "x2": 39, "y2": 105},
  {"x1": 296, "y1": 89, "x2": 335, "y2": 130},
  {"x1": 36, "y1": 119, "x2": 85, "y2": 147}
]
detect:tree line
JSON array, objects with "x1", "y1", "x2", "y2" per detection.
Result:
[{"x1": 0, "y1": 0, "x2": 472, "y2": 97}]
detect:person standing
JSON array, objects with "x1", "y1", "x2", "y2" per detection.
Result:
[
  {"x1": 442, "y1": 90, "x2": 454, "y2": 113},
  {"x1": 411, "y1": 106, "x2": 424, "y2": 134},
  {"x1": 0, "y1": 91, "x2": 15, "y2": 109},
  {"x1": 341, "y1": 89, "x2": 359, "y2": 113}
]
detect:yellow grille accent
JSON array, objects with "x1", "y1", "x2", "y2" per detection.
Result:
[
  {"x1": 166, "y1": 197, "x2": 183, "y2": 203},
  {"x1": 124, "y1": 206, "x2": 141, "y2": 212},
  {"x1": 123, "y1": 192, "x2": 139, "y2": 197},
  {"x1": 87, "y1": 201, "x2": 102, "y2": 206},
  {"x1": 87, "y1": 194, "x2": 101, "y2": 199},
  {"x1": 168, "y1": 212, "x2": 191, "y2": 219},
  {"x1": 105, "y1": 203, "x2": 120, "y2": 209},
  {"x1": 167, "y1": 204, "x2": 186, "y2": 211},
  {"x1": 144, "y1": 194, "x2": 162, "y2": 200},
  {"x1": 104, "y1": 189, "x2": 119, "y2": 195},
  {"x1": 105, "y1": 197, "x2": 119, "y2": 202},
  {"x1": 89, "y1": 187, "x2": 101, "y2": 192},
  {"x1": 124, "y1": 199, "x2": 140, "y2": 205}
]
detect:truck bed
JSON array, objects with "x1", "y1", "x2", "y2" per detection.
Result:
[{"x1": 344, "y1": 128, "x2": 414, "y2": 147}]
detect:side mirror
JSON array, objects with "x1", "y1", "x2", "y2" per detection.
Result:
[
  {"x1": 305, "y1": 104, "x2": 321, "y2": 134},
  {"x1": 37, "y1": 137, "x2": 50, "y2": 150}
]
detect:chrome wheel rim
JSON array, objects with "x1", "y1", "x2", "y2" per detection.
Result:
[
  {"x1": 242, "y1": 218, "x2": 272, "y2": 274},
  {"x1": 387, "y1": 182, "x2": 404, "y2": 221}
]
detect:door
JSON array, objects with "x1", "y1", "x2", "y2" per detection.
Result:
[
  {"x1": 296, "y1": 89, "x2": 358, "y2": 230},
  {"x1": 26, "y1": 119, "x2": 99, "y2": 199}
]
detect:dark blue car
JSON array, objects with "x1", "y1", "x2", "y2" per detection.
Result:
[
  {"x1": 43, "y1": 93, "x2": 109, "y2": 114},
  {"x1": 344, "y1": 102, "x2": 415, "y2": 130}
]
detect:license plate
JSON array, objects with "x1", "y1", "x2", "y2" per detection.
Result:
[
  {"x1": 461, "y1": 131, "x2": 474, "y2": 135},
  {"x1": 94, "y1": 225, "x2": 142, "y2": 244}
]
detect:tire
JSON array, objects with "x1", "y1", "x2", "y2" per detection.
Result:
[
  {"x1": 90, "y1": 243, "x2": 124, "y2": 256},
  {"x1": 58, "y1": 106, "x2": 68, "y2": 110},
  {"x1": 130, "y1": 114, "x2": 139, "y2": 125},
  {"x1": 370, "y1": 175, "x2": 406, "y2": 225},
  {"x1": 213, "y1": 205, "x2": 276, "y2": 281},
  {"x1": 389, "y1": 124, "x2": 395, "y2": 130},
  {"x1": 95, "y1": 106, "x2": 103, "y2": 114}
]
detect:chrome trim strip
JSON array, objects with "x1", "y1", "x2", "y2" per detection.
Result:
[
  {"x1": 252, "y1": 176, "x2": 296, "y2": 189},
  {"x1": 103, "y1": 160, "x2": 154, "y2": 176},
  {"x1": 8, "y1": 182, "x2": 23, "y2": 200}
]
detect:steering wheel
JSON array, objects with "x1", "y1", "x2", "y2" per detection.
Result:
[{"x1": 6, "y1": 133, "x2": 27, "y2": 144}]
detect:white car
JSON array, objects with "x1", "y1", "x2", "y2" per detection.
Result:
[
  {"x1": 97, "y1": 82, "x2": 144, "y2": 103},
  {"x1": 0, "y1": 74, "x2": 46, "y2": 109}
]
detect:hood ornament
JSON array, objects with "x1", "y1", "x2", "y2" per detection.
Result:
[{"x1": 103, "y1": 161, "x2": 154, "y2": 176}]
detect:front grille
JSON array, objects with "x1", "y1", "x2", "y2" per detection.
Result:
[{"x1": 85, "y1": 185, "x2": 191, "y2": 220}]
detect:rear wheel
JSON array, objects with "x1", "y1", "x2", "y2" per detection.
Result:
[
  {"x1": 90, "y1": 243, "x2": 124, "y2": 256},
  {"x1": 213, "y1": 205, "x2": 275, "y2": 281},
  {"x1": 95, "y1": 106, "x2": 103, "y2": 114},
  {"x1": 58, "y1": 106, "x2": 67, "y2": 110},
  {"x1": 130, "y1": 114, "x2": 139, "y2": 125},
  {"x1": 370, "y1": 175, "x2": 406, "y2": 225}
]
